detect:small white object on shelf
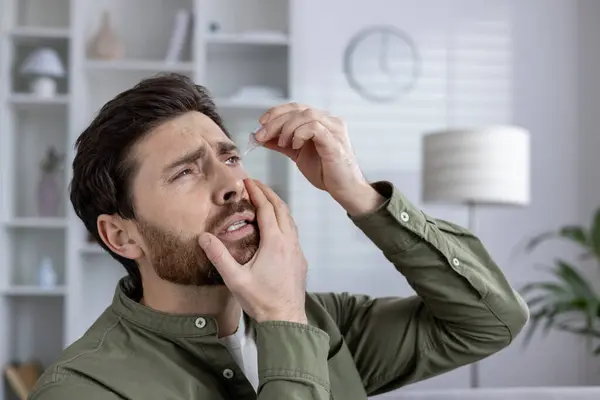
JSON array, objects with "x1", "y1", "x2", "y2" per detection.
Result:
[
  {"x1": 165, "y1": 9, "x2": 191, "y2": 63},
  {"x1": 38, "y1": 257, "x2": 58, "y2": 288},
  {"x1": 20, "y1": 47, "x2": 66, "y2": 98}
]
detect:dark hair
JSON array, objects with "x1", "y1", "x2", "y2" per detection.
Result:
[{"x1": 70, "y1": 73, "x2": 229, "y2": 296}]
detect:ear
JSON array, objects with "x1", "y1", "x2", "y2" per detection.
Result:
[{"x1": 97, "y1": 214, "x2": 144, "y2": 260}]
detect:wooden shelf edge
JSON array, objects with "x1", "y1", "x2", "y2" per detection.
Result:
[
  {"x1": 1, "y1": 285, "x2": 66, "y2": 296},
  {"x1": 85, "y1": 59, "x2": 195, "y2": 73},
  {"x1": 3, "y1": 218, "x2": 68, "y2": 229},
  {"x1": 79, "y1": 244, "x2": 108, "y2": 256},
  {"x1": 9, "y1": 26, "x2": 71, "y2": 39},
  {"x1": 207, "y1": 33, "x2": 289, "y2": 46},
  {"x1": 8, "y1": 93, "x2": 71, "y2": 106}
]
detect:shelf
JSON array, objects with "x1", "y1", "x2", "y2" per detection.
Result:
[
  {"x1": 86, "y1": 59, "x2": 195, "y2": 73},
  {"x1": 79, "y1": 244, "x2": 108, "y2": 256},
  {"x1": 2, "y1": 285, "x2": 66, "y2": 297},
  {"x1": 15, "y1": 0, "x2": 71, "y2": 30},
  {"x1": 4, "y1": 218, "x2": 68, "y2": 229},
  {"x1": 8, "y1": 94, "x2": 70, "y2": 109},
  {"x1": 207, "y1": 33, "x2": 289, "y2": 46},
  {"x1": 9, "y1": 27, "x2": 71, "y2": 40}
]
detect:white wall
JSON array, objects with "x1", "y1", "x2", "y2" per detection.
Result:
[
  {"x1": 577, "y1": 0, "x2": 600, "y2": 386},
  {"x1": 291, "y1": 0, "x2": 597, "y2": 390}
]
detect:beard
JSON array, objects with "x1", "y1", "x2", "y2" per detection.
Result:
[{"x1": 136, "y1": 199, "x2": 259, "y2": 286}]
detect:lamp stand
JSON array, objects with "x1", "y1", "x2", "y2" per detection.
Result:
[
  {"x1": 29, "y1": 76, "x2": 57, "y2": 98},
  {"x1": 467, "y1": 201, "x2": 480, "y2": 389}
]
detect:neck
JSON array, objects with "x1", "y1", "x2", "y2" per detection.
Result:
[{"x1": 139, "y1": 268, "x2": 241, "y2": 338}]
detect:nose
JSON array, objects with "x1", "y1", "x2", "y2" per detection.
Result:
[{"x1": 212, "y1": 162, "x2": 246, "y2": 205}]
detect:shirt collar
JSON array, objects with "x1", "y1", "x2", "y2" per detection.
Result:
[{"x1": 110, "y1": 276, "x2": 223, "y2": 338}]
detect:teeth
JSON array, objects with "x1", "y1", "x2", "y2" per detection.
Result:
[{"x1": 226, "y1": 221, "x2": 247, "y2": 232}]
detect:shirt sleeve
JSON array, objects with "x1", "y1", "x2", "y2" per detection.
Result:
[
  {"x1": 254, "y1": 321, "x2": 331, "y2": 399},
  {"x1": 311, "y1": 181, "x2": 530, "y2": 397}
]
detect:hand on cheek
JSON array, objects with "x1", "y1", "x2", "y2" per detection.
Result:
[{"x1": 198, "y1": 179, "x2": 308, "y2": 324}]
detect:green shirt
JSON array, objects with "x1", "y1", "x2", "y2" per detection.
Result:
[{"x1": 29, "y1": 182, "x2": 529, "y2": 400}]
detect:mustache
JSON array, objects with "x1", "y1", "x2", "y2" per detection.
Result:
[{"x1": 204, "y1": 198, "x2": 256, "y2": 234}]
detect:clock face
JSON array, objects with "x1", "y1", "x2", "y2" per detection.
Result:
[{"x1": 343, "y1": 26, "x2": 421, "y2": 102}]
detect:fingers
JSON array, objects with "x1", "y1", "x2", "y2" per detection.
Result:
[
  {"x1": 252, "y1": 180, "x2": 296, "y2": 234},
  {"x1": 198, "y1": 233, "x2": 240, "y2": 282},
  {"x1": 256, "y1": 106, "x2": 341, "y2": 157},
  {"x1": 259, "y1": 102, "x2": 307, "y2": 124},
  {"x1": 244, "y1": 178, "x2": 279, "y2": 236},
  {"x1": 279, "y1": 110, "x2": 326, "y2": 148},
  {"x1": 262, "y1": 140, "x2": 299, "y2": 161}
]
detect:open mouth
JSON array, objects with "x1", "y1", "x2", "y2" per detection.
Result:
[
  {"x1": 217, "y1": 213, "x2": 257, "y2": 241},
  {"x1": 225, "y1": 220, "x2": 251, "y2": 232}
]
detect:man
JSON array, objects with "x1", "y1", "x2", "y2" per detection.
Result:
[{"x1": 30, "y1": 73, "x2": 528, "y2": 400}]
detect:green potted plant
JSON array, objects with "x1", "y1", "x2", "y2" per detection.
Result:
[{"x1": 519, "y1": 209, "x2": 600, "y2": 354}]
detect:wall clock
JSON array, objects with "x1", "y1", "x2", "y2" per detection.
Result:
[{"x1": 343, "y1": 25, "x2": 421, "y2": 103}]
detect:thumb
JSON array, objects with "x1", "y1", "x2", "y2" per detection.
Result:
[{"x1": 198, "y1": 233, "x2": 239, "y2": 281}]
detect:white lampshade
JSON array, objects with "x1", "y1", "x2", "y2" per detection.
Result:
[
  {"x1": 20, "y1": 47, "x2": 65, "y2": 77},
  {"x1": 421, "y1": 126, "x2": 530, "y2": 206}
]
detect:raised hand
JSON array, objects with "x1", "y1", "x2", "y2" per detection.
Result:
[
  {"x1": 198, "y1": 178, "x2": 308, "y2": 324},
  {"x1": 255, "y1": 103, "x2": 384, "y2": 216}
]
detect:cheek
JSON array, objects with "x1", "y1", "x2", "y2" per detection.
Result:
[{"x1": 169, "y1": 190, "x2": 213, "y2": 233}]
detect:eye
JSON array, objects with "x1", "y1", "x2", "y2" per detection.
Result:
[
  {"x1": 225, "y1": 155, "x2": 241, "y2": 165},
  {"x1": 173, "y1": 168, "x2": 193, "y2": 180}
]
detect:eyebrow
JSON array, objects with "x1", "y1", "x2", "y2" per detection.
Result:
[
  {"x1": 162, "y1": 141, "x2": 240, "y2": 174},
  {"x1": 215, "y1": 141, "x2": 239, "y2": 156}
]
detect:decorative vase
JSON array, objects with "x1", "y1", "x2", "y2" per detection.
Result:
[
  {"x1": 37, "y1": 172, "x2": 61, "y2": 217},
  {"x1": 38, "y1": 257, "x2": 57, "y2": 288},
  {"x1": 87, "y1": 10, "x2": 125, "y2": 60}
]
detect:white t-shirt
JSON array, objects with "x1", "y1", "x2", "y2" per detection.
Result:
[{"x1": 219, "y1": 313, "x2": 259, "y2": 391}]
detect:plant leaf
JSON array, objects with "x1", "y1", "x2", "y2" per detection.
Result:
[
  {"x1": 591, "y1": 208, "x2": 600, "y2": 259},
  {"x1": 552, "y1": 260, "x2": 597, "y2": 301},
  {"x1": 559, "y1": 226, "x2": 589, "y2": 247},
  {"x1": 522, "y1": 226, "x2": 589, "y2": 254},
  {"x1": 557, "y1": 324, "x2": 600, "y2": 338},
  {"x1": 520, "y1": 282, "x2": 568, "y2": 297}
]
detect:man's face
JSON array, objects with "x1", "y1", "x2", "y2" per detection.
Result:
[{"x1": 129, "y1": 111, "x2": 259, "y2": 286}]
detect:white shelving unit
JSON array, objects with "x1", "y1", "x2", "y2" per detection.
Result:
[{"x1": 0, "y1": 0, "x2": 295, "y2": 398}]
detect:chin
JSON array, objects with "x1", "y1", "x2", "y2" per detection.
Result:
[
  {"x1": 229, "y1": 245, "x2": 257, "y2": 265},
  {"x1": 226, "y1": 229, "x2": 259, "y2": 265}
]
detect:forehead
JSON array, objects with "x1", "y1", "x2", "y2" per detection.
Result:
[
  {"x1": 133, "y1": 111, "x2": 233, "y2": 165},
  {"x1": 138, "y1": 111, "x2": 230, "y2": 153}
]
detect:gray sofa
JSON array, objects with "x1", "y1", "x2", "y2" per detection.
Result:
[{"x1": 377, "y1": 387, "x2": 600, "y2": 400}]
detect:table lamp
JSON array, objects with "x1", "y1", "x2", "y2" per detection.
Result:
[
  {"x1": 420, "y1": 125, "x2": 531, "y2": 388},
  {"x1": 20, "y1": 47, "x2": 65, "y2": 98}
]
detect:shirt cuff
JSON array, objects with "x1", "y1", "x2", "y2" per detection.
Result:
[
  {"x1": 255, "y1": 321, "x2": 331, "y2": 391},
  {"x1": 349, "y1": 181, "x2": 430, "y2": 254}
]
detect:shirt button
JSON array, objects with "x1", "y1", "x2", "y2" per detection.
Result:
[
  {"x1": 195, "y1": 317, "x2": 206, "y2": 329},
  {"x1": 400, "y1": 212, "x2": 410, "y2": 222},
  {"x1": 452, "y1": 258, "x2": 460, "y2": 266},
  {"x1": 223, "y1": 369, "x2": 234, "y2": 379}
]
